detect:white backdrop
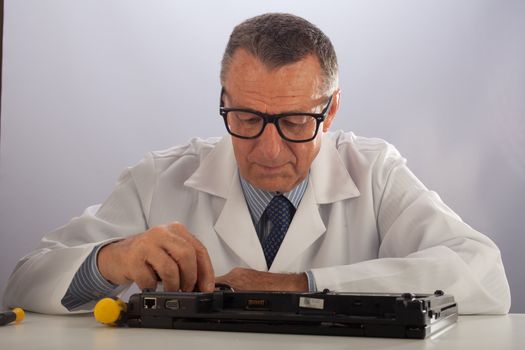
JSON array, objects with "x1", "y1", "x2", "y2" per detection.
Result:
[{"x1": 1, "y1": 0, "x2": 524, "y2": 312}]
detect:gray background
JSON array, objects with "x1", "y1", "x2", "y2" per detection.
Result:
[{"x1": 1, "y1": 0, "x2": 524, "y2": 312}]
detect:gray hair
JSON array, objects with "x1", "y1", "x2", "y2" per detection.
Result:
[{"x1": 220, "y1": 13, "x2": 339, "y2": 96}]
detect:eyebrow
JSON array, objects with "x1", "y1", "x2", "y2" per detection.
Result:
[{"x1": 222, "y1": 88, "x2": 324, "y2": 114}]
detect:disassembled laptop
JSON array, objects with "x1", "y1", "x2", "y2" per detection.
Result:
[{"x1": 94, "y1": 288, "x2": 458, "y2": 339}]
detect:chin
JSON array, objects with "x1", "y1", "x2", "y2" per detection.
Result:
[{"x1": 251, "y1": 177, "x2": 295, "y2": 193}]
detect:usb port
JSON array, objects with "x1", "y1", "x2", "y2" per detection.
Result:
[
  {"x1": 165, "y1": 299, "x2": 180, "y2": 310},
  {"x1": 143, "y1": 297, "x2": 157, "y2": 309}
]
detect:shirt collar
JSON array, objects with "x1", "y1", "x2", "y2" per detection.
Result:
[{"x1": 239, "y1": 174, "x2": 309, "y2": 223}]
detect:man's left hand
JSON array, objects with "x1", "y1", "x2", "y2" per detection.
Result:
[{"x1": 215, "y1": 267, "x2": 308, "y2": 291}]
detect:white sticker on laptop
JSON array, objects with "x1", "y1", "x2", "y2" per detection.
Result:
[{"x1": 299, "y1": 297, "x2": 324, "y2": 310}]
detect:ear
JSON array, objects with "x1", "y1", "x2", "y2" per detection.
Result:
[{"x1": 322, "y1": 89, "x2": 340, "y2": 132}]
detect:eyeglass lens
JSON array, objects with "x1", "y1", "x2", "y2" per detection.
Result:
[{"x1": 225, "y1": 112, "x2": 318, "y2": 141}]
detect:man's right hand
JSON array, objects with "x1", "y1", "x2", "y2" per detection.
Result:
[{"x1": 97, "y1": 222, "x2": 215, "y2": 292}]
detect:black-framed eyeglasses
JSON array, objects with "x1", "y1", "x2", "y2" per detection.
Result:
[{"x1": 219, "y1": 88, "x2": 333, "y2": 143}]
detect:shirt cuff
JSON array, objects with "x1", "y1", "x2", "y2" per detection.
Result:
[
  {"x1": 305, "y1": 270, "x2": 317, "y2": 292},
  {"x1": 61, "y1": 243, "x2": 119, "y2": 311}
]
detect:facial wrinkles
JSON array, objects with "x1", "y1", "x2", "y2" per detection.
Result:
[
  {"x1": 230, "y1": 92, "x2": 326, "y2": 118},
  {"x1": 227, "y1": 52, "x2": 324, "y2": 114}
]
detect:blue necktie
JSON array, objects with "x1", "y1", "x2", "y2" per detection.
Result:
[{"x1": 262, "y1": 195, "x2": 296, "y2": 269}]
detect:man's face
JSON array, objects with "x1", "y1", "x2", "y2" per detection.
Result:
[{"x1": 222, "y1": 49, "x2": 338, "y2": 192}]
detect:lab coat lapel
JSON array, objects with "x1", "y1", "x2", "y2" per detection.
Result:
[
  {"x1": 213, "y1": 175, "x2": 268, "y2": 270},
  {"x1": 269, "y1": 182, "x2": 324, "y2": 272},
  {"x1": 270, "y1": 134, "x2": 360, "y2": 271},
  {"x1": 184, "y1": 136, "x2": 267, "y2": 270}
]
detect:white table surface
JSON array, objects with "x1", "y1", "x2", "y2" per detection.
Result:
[{"x1": 0, "y1": 313, "x2": 523, "y2": 349}]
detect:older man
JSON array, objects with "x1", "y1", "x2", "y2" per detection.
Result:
[{"x1": 3, "y1": 13, "x2": 510, "y2": 315}]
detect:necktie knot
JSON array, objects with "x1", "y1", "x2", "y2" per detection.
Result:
[{"x1": 262, "y1": 195, "x2": 295, "y2": 268}]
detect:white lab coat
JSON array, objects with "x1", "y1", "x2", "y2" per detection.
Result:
[{"x1": 3, "y1": 131, "x2": 511, "y2": 314}]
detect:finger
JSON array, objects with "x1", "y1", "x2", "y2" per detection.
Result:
[
  {"x1": 214, "y1": 274, "x2": 229, "y2": 287},
  {"x1": 215, "y1": 275, "x2": 225, "y2": 284},
  {"x1": 215, "y1": 268, "x2": 245, "y2": 291},
  {"x1": 130, "y1": 263, "x2": 158, "y2": 291},
  {"x1": 195, "y1": 245, "x2": 215, "y2": 292},
  {"x1": 167, "y1": 223, "x2": 215, "y2": 292},
  {"x1": 161, "y1": 233, "x2": 199, "y2": 292},
  {"x1": 146, "y1": 225, "x2": 198, "y2": 291},
  {"x1": 146, "y1": 250, "x2": 181, "y2": 292}
]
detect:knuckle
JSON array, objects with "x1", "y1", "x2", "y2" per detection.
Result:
[
  {"x1": 145, "y1": 226, "x2": 160, "y2": 235},
  {"x1": 161, "y1": 264, "x2": 179, "y2": 280},
  {"x1": 177, "y1": 246, "x2": 196, "y2": 262},
  {"x1": 147, "y1": 226, "x2": 168, "y2": 238},
  {"x1": 168, "y1": 221, "x2": 183, "y2": 232},
  {"x1": 195, "y1": 243, "x2": 208, "y2": 256}
]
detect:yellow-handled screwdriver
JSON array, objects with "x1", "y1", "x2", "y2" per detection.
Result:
[
  {"x1": 94, "y1": 298, "x2": 127, "y2": 326},
  {"x1": 0, "y1": 308, "x2": 25, "y2": 326}
]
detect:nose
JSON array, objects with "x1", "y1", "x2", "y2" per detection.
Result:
[{"x1": 257, "y1": 123, "x2": 284, "y2": 160}]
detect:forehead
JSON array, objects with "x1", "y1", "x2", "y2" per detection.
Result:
[{"x1": 224, "y1": 49, "x2": 324, "y2": 104}]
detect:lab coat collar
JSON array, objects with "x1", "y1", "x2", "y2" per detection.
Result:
[
  {"x1": 184, "y1": 136, "x2": 237, "y2": 199},
  {"x1": 310, "y1": 133, "x2": 361, "y2": 203},
  {"x1": 184, "y1": 134, "x2": 360, "y2": 203}
]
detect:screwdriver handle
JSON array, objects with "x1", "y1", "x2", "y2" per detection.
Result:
[{"x1": 0, "y1": 308, "x2": 25, "y2": 326}]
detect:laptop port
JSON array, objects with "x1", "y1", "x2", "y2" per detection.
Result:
[
  {"x1": 246, "y1": 299, "x2": 269, "y2": 310},
  {"x1": 143, "y1": 297, "x2": 157, "y2": 309},
  {"x1": 165, "y1": 299, "x2": 180, "y2": 310}
]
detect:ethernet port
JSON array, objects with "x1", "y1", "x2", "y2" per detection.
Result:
[{"x1": 143, "y1": 297, "x2": 157, "y2": 309}]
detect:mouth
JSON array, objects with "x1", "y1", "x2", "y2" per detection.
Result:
[{"x1": 255, "y1": 163, "x2": 287, "y2": 175}]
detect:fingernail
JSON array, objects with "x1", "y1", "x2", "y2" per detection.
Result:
[{"x1": 207, "y1": 282, "x2": 215, "y2": 291}]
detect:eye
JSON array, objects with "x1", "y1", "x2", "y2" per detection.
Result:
[
  {"x1": 234, "y1": 112, "x2": 262, "y2": 124},
  {"x1": 280, "y1": 115, "x2": 311, "y2": 127}
]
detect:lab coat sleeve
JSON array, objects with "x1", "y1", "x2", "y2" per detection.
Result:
[
  {"x1": 311, "y1": 146, "x2": 511, "y2": 314},
  {"x1": 2, "y1": 155, "x2": 155, "y2": 314}
]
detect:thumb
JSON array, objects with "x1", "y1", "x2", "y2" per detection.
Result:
[{"x1": 214, "y1": 274, "x2": 234, "y2": 291}]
